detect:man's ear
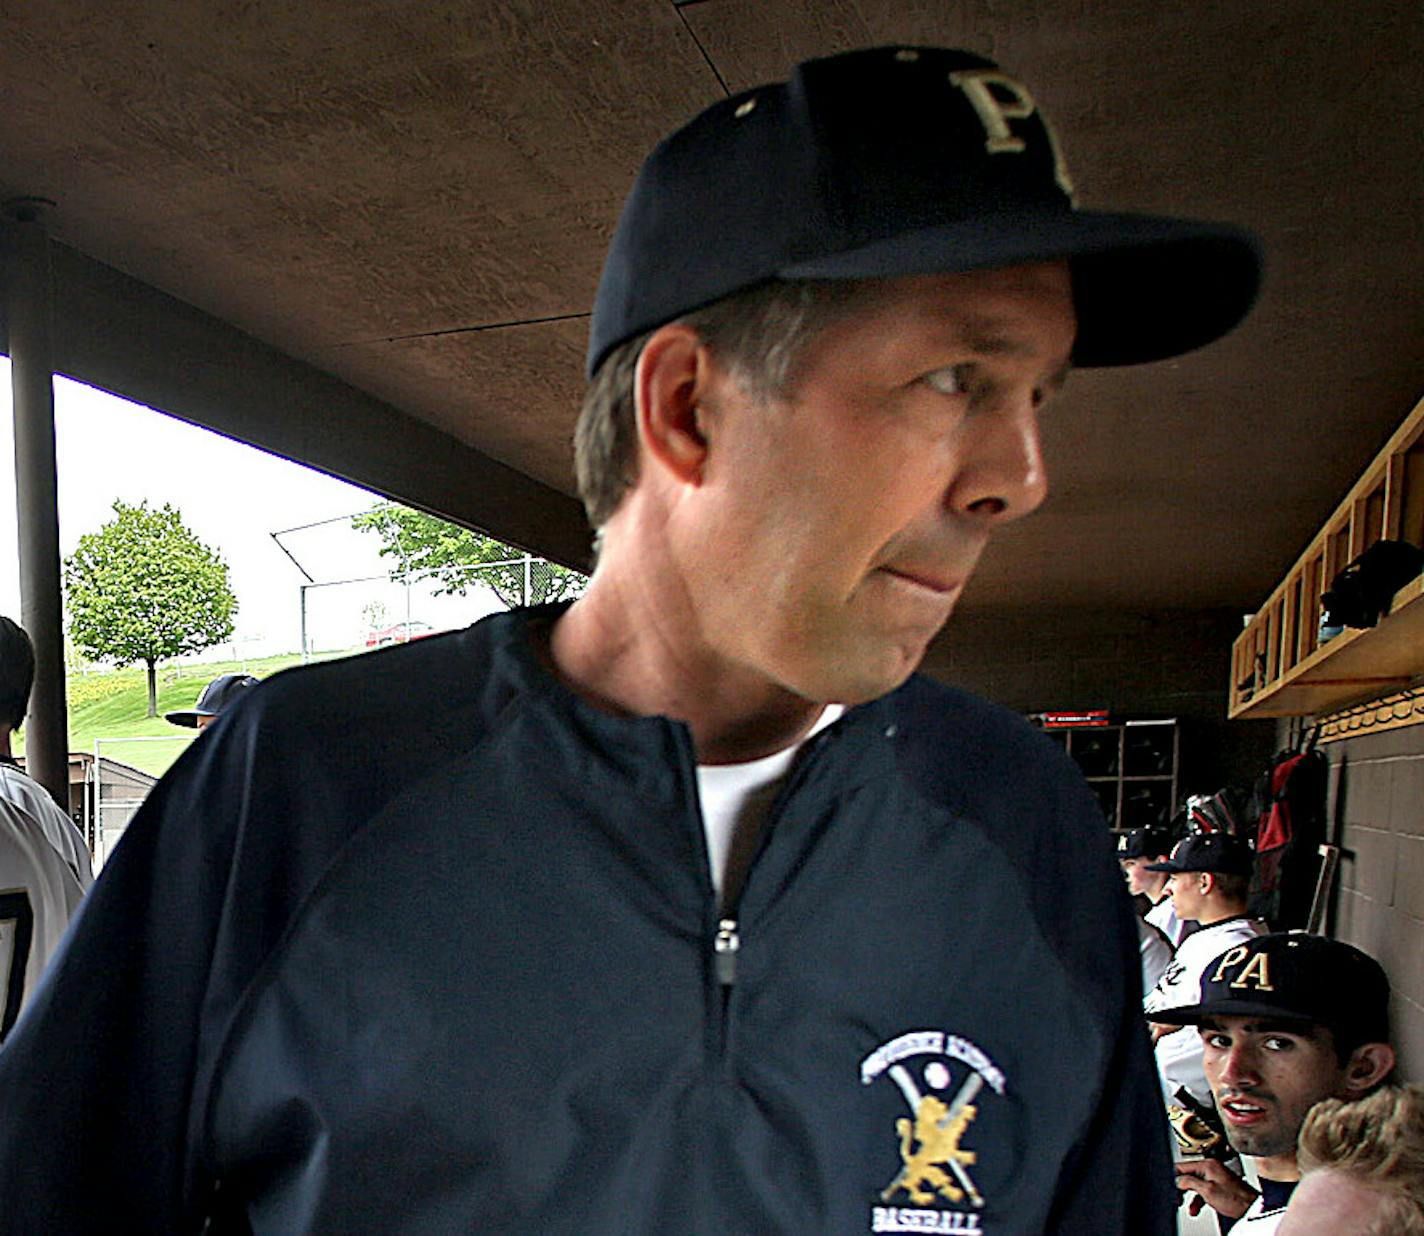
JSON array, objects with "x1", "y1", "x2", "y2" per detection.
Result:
[
  {"x1": 634, "y1": 323, "x2": 713, "y2": 487},
  {"x1": 1341, "y1": 1042, "x2": 1396, "y2": 1096}
]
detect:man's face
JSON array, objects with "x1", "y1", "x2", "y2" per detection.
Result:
[
  {"x1": 1201, "y1": 1016, "x2": 1349, "y2": 1160},
  {"x1": 1167, "y1": 871, "x2": 1206, "y2": 920},
  {"x1": 675, "y1": 262, "x2": 1074, "y2": 705},
  {"x1": 1121, "y1": 856, "x2": 1167, "y2": 898}
]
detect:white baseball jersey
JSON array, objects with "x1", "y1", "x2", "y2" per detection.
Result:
[
  {"x1": 1229, "y1": 1192, "x2": 1288, "y2": 1233},
  {"x1": 1145, "y1": 913, "x2": 1268, "y2": 1106},
  {"x1": 1, "y1": 795, "x2": 84, "y2": 1040},
  {"x1": 1138, "y1": 917, "x2": 1172, "y2": 993},
  {"x1": 0, "y1": 762, "x2": 92, "y2": 890},
  {"x1": 1145, "y1": 893, "x2": 1187, "y2": 947}
]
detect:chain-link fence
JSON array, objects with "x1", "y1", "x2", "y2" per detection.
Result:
[
  {"x1": 296, "y1": 559, "x2": 587, "y2": 661},
  {"x1": 273, "y1": 513, "x2": 587, "y2": 661},
  {"x1": 85, "y1": 739, "x2": 179, "y2": 871}
]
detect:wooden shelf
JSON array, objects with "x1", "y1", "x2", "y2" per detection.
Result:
[{"x1": 1231, "y1": 395, "x2": 1424, "y2": 720}]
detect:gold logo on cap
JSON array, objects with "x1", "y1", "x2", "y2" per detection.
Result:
[
  {"x1": 948, "y1": 69, "x2": 1075, "y2": 199},
  {"x1": 1230, "y1": 952, "x2": 1274, "y2": 992},
  {"x1": 1211, "y1": 945, "x2": 1250, "y2": 982}
]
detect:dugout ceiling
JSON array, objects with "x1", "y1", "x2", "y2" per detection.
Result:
[{"x1": 1, "y1": 1, "x2": 1422, "y2": 616}]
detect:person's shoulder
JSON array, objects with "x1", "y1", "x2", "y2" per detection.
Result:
[
  {"x1": 0, "y1": 763, "x2": 54, "y2": 818},
  {"x1": 227, "y1": 610, "x2": 530, "y2": 745},
  {"x1": 0, "y1": 768, "x2": 92, "y2": 886},
  {"x1": 0, "y1": 794, "x2": 81, "y2": 902},
  {"x1": 883, "y1": 675, "x2": 1110, "y2": 880},
  {"x1": 1177, "y1": 914, "x2": 1263, "y2": 962},
  {"x1": 889, "y1": 673, "x2": 1076, "y2": 785}
]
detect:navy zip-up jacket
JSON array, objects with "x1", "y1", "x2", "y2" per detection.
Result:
[{"x1": 0, "y1": 607, "x2": 1175, "y2": 1232}]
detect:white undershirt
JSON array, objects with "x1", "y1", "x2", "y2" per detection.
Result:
[{"x1": 696, "y1": 705, "x2": 844, "y2": 909}]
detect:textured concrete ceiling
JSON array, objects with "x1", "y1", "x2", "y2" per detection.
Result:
[{"x1": 2, "y1": 0, "x2": 1421, "y2": 613}]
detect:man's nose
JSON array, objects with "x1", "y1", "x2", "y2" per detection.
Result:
[
  {"x1": 946, "y1": 389, "x2": 1048, "y2": 524},
  {"x1": 1217, "y1": 1042, "x2": 1262, "y2": 1089}
]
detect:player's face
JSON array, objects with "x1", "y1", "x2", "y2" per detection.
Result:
[
  {"x1": 681, "y1": 262, "x2": 1073, "y2": 704},
  {"x1": 1278, "y1": 1168, "x2": 1395, "y2": 1235},
  {"x1": 1200, "y1": 1017, "x2": 1347, "y2": 1160},
  {"x1": 1167, "y1": 872, "x2": 1205, "y2": 920},
  {"x1": 1121, "y1": 857, "x2": 1166, "y2": 898}
]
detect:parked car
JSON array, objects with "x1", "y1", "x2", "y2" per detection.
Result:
[{"x1": 364, "y1": 620, "x2": 434, "y2": 648}]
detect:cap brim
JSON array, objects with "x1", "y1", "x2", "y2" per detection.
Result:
[
  {"x1": 1144, "y1": 860, "x2": 1183, "y2": 872},
  {"x1": 779, "y1": 208, "x2": 1262, "y2": 368},
  {"x1": 164, "y1": 710, "x2": 211, "y2": 728},
  {"x1": 1152, "y1": 998, "x2": 1321, "y2": 1028}
]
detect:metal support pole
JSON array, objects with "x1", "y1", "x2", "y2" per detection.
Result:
[
  {"x1": 5, "y1": 197, "x2": 69, "y2": 809},
  {"x1": 300, "y1": 584, "x2": 310, "y2": 665}
]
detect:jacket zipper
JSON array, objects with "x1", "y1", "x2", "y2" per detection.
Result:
[
  {"x1": 714, "y1": 917, "x2": 740, "y2": 986},
  {"x1": 711, "y1": 916, "x2": 739, "y2": 1060},
  {"x1": 702, "y1": 722, "x2": 850, "y2": 1059}
]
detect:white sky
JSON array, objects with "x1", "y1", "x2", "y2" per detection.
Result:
[{"x1": 0, "y1": 359, "x2": 506, "y2": 660}]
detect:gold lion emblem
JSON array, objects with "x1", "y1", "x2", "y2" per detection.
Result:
[{"x1": 882, "y1": 1093, "x2": 981, "y2": 1206}]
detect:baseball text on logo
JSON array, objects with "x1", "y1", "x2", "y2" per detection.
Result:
[{"x1": 872, "y1": 1206, "x2": 983, "y2": 1232}]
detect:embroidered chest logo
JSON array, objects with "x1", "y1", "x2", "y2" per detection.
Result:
[{"x1": 861, "y1": 1030, "x2": 1008, "y2": 1233}]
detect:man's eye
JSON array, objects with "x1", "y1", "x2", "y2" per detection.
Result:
[
  {"x1": 924, "y1": 365, "x2": 972, "y2": 395},
  {"x1": 1263, "y1": 1037, "x2": 1295, "y2": 1052},
  {"x1": 1204, "y1": 1034, "x2": 1230, "y2": 1050}
]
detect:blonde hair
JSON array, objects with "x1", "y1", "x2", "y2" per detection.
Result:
[{"x1": 1297, "y1": 1084, "x2": 1424, "y2": 1235}]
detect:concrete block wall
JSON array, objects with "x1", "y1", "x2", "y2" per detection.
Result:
[
  {"x1": 924, "y1": 606, "x2": 1277, "y2": 795},
  {"x1": 1324, "y1": 724, "x2": 1424, "y2": 1080}
]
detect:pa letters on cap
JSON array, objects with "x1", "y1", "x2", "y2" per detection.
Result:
[{"x1": 1211, "y1": 946, "x2": 1275, "y2": 991}]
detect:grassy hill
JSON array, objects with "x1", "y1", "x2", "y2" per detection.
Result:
[{"x1": 17, "y1": 649, "x2": 358, "y2": 777}]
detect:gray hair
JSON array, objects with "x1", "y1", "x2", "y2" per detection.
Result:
[{"x1": 574, "y1": 278, "x2": 867, "y2": 530}]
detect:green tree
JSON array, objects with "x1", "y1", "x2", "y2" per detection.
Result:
[
  {"x1": 64, "y1": 500, "x2": 238, "y2": 717},
  {"x1": 351, "y1": 504, "x2": 585, "y2": 609}
]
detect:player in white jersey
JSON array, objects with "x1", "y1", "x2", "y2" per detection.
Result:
[
  {"x1": 1, "y1": 793, "x2": 83, "y2": 1040},
  {"x1": 0, "y1": 616, "x2": 90, "y2": 1039},
  {"x1": 0, "y1": 616, "x2": 92, "y2": 889},
  {"x1": 0, "y1": 760, "x2": 91, "y2": 891},
  {"x1": 1143, "y1": 834, "x2": 1267, "y2": 1113},
  {"x1": 1154, "y1": 934, "x2": 1396, "y2": 1235}
]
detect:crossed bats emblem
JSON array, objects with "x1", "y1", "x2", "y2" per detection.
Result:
[{"x1": 880, "y1": 1062, "x2": 985, "y2": 1209}]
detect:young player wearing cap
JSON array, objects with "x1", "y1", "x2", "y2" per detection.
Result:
[
  {"x1": 1142, "y1": 835, "x2": 1268, "y2": 1124},
  {"x1": 164, "y1": 673, "x2": 260, "y2": 731},
  {"x1": 1118, "y1": 825, "x2": 1188, "y2": 945},
  {"x1": 1152, "y1": 934, "x2": 1396, "y2": 1234},
  {"x1": 1280, "y1": 1083, "x2": 1424, "y2": 1235},
  {"x1": 0, "y1": 47, "x2": 1260, "y2": 1232}
]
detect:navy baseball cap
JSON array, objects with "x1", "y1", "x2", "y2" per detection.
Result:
[
  {"x1": 1146, "y1": 832, "x2": 1254, "y2": 877},
  {"x1": 1117, "y1": 827, "x2": 1175, "y2": 860},
  {"x1": 588, "y1": 45, "x2": 1262, "y2": 376},
  {"x1": 165, "y1": 674, "x2": 259, "y2": 728},
  {"x1": 1151, "y1": 934, "x2": 1391, "y2": 1046}
]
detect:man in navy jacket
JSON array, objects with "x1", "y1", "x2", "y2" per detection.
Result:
[{"x1": 0, "y1": 46, "x2": 1260, "y2": 1234}]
